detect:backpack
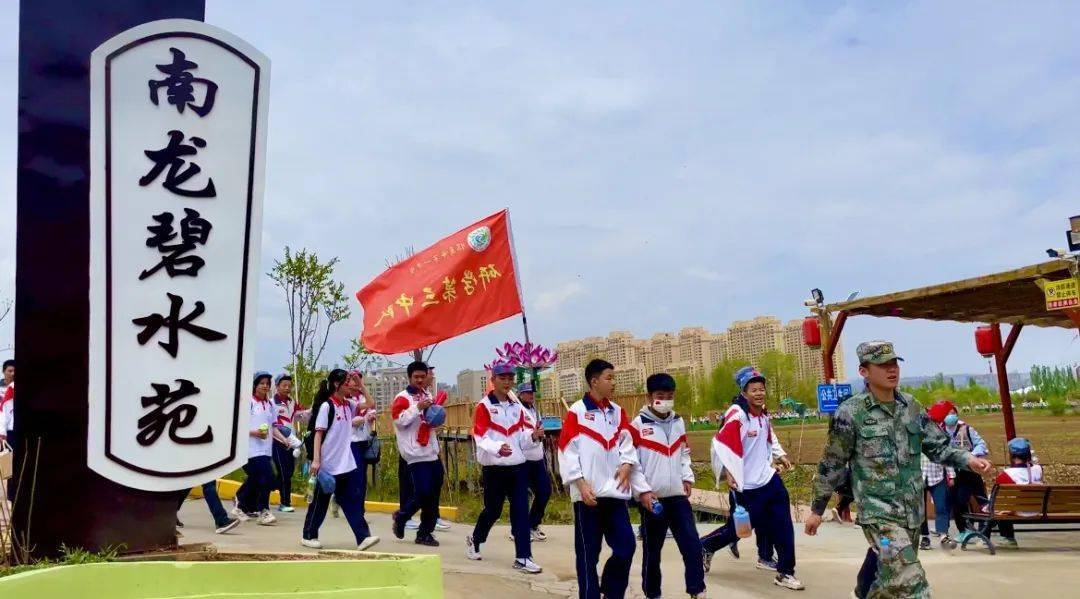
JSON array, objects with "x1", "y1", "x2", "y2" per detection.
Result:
[{"x1": 303, "y1": 400, "x2": 336, "y2": 457}]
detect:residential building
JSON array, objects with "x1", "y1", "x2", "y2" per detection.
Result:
[
  {"x1": 538, "y1": 371, "x2": 557, "y2": 399},
  {"x1": 646, "y1": 332, "x2": 676, "y2": 373},
  {"x1": 781, "y1": 319, "x2": 845, "y2": 382},
  {"x1": 365, "y1": 366, "x2": 409, "y2": 411},
  {"x1": 557, "y1": 370, "x2": 584, "y2": 399},
  {"x1": 613, "y1": 365, "x2": 647, "y2": 395},
  {"x1": 455, "y1": 368, "x2": 489, "y2": 405},
  {"x1": 727, "y1": 316, "x2": 783, "y2": 362}
]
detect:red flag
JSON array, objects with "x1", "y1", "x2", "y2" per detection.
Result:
[{"x1": 357, "y1": 210, "x2": 523, "y2": 355}]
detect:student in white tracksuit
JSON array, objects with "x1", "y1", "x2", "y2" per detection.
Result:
[
  {"x1": 390, "y1": 361, "x2": 443, "y2": 546},
  {"x1": 559, "y1": 359, "x2": 650, "y2": 599},
  {"x1": 517, "y1": 382, "x2": 552, "y2": 541},
  {"x1": 629, "y1": 373, "x2": 706, "y2": 599},
  {"x1": 464, "y1": 363, "x2": 542, "y2": 573},
  {"x1": 702, "y1": 366, "x2": 804, "y2": 591}
]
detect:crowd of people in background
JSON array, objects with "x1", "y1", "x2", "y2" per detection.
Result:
[{"x1": 159, "y1": 342, "x2": 1056, "y2": 599}]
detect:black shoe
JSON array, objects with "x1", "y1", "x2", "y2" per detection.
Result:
[
  {"x1": 729, "y1": 542, "x2": 740, "y2": 559},
  {"x1": 415, "y1": 534, "x2": 440, "y2": 547},
  {"x1": 919, "y1": 536, "x2": 932, "y2": 551},
  {"x1": 392, "y1": 511, "x2": 405, "y2": 540},
  {"x1": 176, "y1": 518, "x2": 184, "y2": 528},
  {"x1": 702, "y1": 549, "x2": 714, "y2": 573}
]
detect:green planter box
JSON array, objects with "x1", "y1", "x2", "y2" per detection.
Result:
[{"x1": 0, "y1": 554, "x2": 443, "y2": 599}]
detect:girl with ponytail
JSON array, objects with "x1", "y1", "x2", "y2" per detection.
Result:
[{"x1": 301, "y1": 369, "x2": 380, "y2": 551}]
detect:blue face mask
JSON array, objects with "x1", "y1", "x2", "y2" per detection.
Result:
[{"x1": 944, "y1": 414, "x2": 959, "y2": 427}]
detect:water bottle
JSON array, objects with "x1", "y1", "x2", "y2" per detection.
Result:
[
  {"x1": 733, "y1": 505, "x2": 752, "y2": 539},
  {"x1": 304, "y1": 476, "x2": 316, "y2": 504},
  {"x1": 879, "y1": 537, "x2": 895, "y2": 560},
  {"x1": 650, "y1": 498, "x2": 664, "y2": 516}
]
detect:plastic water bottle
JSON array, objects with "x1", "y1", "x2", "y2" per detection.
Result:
[
  {"x1": 733, "y1": 505, "x2": 752, "y2": 539},
  {"x1": 650, "y1": 498, "x2": 664, "y2": 516},
  {"x1": 879, "y1": 537, "x2": 895, "y2": 559},
  {"x1": 304, "y1": 476, "x2": 316, "y2": 504}
]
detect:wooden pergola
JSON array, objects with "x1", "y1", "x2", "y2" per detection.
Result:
[{"x1": 815, "y1": 259, "x2": 1080, "y2": 439}]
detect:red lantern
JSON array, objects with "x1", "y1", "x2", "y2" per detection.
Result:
[
  {"x1": 974, "y1": 325, "x2": 1001, "y2": 358},
  {"x1": 802, "y1": 316, "x2": 821, "y2": 348}
]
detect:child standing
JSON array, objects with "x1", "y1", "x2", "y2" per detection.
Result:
[
  {"x1": 629, "y1": 373, "x2": 706, "y2": 599},
  {"x1": 234, "y1": 371, "x2": 286, "y2": 526},
  {"x1": 517, "y1": 382, "x2": 552, "y2": 542},
  {"x1": 559, "y1": 359, "x2": 648, "y2": 599}
]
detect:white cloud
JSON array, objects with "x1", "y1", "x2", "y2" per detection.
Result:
[{"x1": 534, "y1": 282, "x2": 586, "y2": 313}]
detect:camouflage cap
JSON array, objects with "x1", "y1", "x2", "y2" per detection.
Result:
[{"x1": 856, "y1": 340, "x2": 904, "y2": 365}]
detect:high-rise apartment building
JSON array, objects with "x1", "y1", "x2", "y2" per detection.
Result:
[
  {"x1": 455, "y1": 368, "x2": 489, "y2": 405},
  {"x1": 547, "y1": 315, "x2": 841, "y2": 399},
  {"x1": 781, "y1": 319, "x2": 845, "y2": 382},
  {"x1": 727, "y1": 317, "x2": 783, "y2": 362},
  {"x1": 365, "y1": 366, "x2": 409, "y2": 411}
]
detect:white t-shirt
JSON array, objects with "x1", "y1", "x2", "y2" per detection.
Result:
[
  {"x1": 248, "y1": 397, "x2": 277, "y2": 458},
  {"x1": 315, "y1": 399, "x2": 357, "y2": 476},
  {"x1": 350, "y1": 397, "x2": 375, "y2": 442}
]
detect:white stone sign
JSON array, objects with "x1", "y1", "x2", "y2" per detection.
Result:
[{"x1": 88, "y1": 19, "x2": 269, "y2": 491}]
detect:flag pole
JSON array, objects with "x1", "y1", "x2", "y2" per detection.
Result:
[{"x1": 505, "y1": 209, "x2": 530, "y2": 345}]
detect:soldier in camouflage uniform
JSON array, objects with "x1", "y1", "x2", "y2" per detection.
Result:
[{"x1": 804, "y1": 341, "x2": 993, "y2": 599}]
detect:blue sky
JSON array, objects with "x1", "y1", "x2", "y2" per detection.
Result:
[{"x1": 1, "y1": 1, "x2": 1078, "y2": 382}]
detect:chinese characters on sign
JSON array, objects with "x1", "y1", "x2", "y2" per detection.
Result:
[
  {"x1": 1043, "y1": 277, "x2": 1080, "y2": 311},
  {"x1": 88, "y1": 20, "x2": 269, "y2": 492}
]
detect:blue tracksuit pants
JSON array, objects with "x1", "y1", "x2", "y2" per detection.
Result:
[
  {"x1": 472, "y1": 464, "x2": 531, "y2": 559},
  {"x1": 639, "y1": 495, "x2": 706, "y2": 597},
  {"x1": 573, "y1": 497, "x2": 636, "y2": 599}
]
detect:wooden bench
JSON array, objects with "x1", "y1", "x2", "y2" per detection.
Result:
[
  {"x1": 963, "y1": 484, "x2": 1080, "y2": 555},
  {"x1": 688, "y1": 488, "x2": 730, "y2": 519}
]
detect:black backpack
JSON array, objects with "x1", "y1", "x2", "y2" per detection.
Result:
[{"x1": 303, "y1": 400, "x2": 336, "y2": 457}]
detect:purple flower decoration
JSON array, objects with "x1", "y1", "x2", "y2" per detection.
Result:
[{"x1": 493, "y1": 340, "x2": 558, "y2": 369}]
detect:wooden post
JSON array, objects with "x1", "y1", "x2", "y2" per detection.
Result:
[{"x1": 993, "y1": 323, "x2": 1023, "y2": 441}]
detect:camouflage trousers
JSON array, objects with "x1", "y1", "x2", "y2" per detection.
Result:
[{"x1": 859, "y1": 523, "x2": 929, "y2": 599}]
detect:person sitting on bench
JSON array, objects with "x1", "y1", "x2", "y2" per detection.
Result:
[{"x1": 991, "y1": 437, "x2": 1044, "y2": 548}]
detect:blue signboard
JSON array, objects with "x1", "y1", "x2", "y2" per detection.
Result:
[{"x1": 818, "y1": 383, "x2": 854, "y2": 414}]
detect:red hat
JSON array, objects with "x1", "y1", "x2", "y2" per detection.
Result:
[{"x1": 928, "y1": 400, "x2": 955, "y2": 424}]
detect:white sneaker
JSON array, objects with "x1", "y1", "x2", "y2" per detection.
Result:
[
  {"x1": 774, "y1": 574, "x2": 805, "y2": 591},
  {"x1": 405, "y1": 519, "x2": 421, "y2": 530},
  {"x1": 513, "y1": 557, "x2": 542, "y2": 574},
  {"x1": 258, "y1": 510, "x2": 277, "y2": 526},
  {"x1": 214, "y1": 518, "x2": 241, "y2": 534},
  {"x1": 300, "y1": 538, "x2": 323, "y2": 549},
  {"x1": 357, "y1": 536, "x2": 381, "y2": 551},
  {"x1": 465, "y1": 535, "x2": 482, "y2": 560},
  {"x1": 435, "y1": 518, "x2": 452, "y2": 531},
  {"x1": 230, "y1": 507, "x2": 250, "y2": 522},
  {"x1": 531, "y1": 527, "x2": 547, "y2": 542}
]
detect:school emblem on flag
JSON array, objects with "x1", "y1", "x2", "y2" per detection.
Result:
[{"x1": 468, "y1": 226, "x2": 492, "y2": 252}]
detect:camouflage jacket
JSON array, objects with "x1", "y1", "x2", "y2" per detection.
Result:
[{"x1": 811, "y1": 390, "x2": 972, "y2": 528}]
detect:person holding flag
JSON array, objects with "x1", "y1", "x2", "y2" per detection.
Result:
[
  {"x1": 464, "y1": 363, "x2": 542, "y2": 574},
  {"x1": 701, "y1": 366, "x2": 804, "y2": 591}
]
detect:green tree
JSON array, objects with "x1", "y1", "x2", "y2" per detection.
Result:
[
  {"x1": 672, "y1": 371, "x2": 696, "y2": 417},
  {"x1": 757, "y1": 350, "x2": 800, "y2": 411},
  {"x1": 341, "y1": 338, "x2": 388, "y2": 372},
  {"x1": 268, "y1": 246, "x2": 351, "y2": 403},
  {"x1": 694, "y1": 359, "x2": 743, "y2": 414}
]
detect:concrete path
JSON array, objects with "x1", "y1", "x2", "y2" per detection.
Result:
[{"x1": 178, "y1": 500, "x2": 1080, "y2": 598}]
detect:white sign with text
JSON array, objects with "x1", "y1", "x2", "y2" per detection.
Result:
[{"x1": 88, "y1": 19, "x2": 269, "y2": 491}]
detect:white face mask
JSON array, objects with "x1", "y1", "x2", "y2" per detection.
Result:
[{"x1": 652, "y1": 400, "x2": 675, "y2": 415}]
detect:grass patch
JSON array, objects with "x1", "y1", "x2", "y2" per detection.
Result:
[{"x1": 0, "y1": 545, "x2": 122, "y2": 579}]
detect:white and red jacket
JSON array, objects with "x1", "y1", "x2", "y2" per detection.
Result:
[
  {"x1": 392, "y1": 385, "x2": 440, "y2": 464},
  {"x1": 519, "y1": 402, "x2": 546, "y2": 462},
  {"x1": 629, "y1": 407, "x2": 693, "y2": 499},
  {"x1": 0, "y1": 382, "x2": 13, "y2": 434},
  {"x1": 711, "y1": 397, "x2": 786, "y2": 492},
  {"x1": 558, "y1": 394, "x2": 647, "y2": 502},
  {"x1": 472, "y1": 392, "x2": 527, "y2": 467},
  {"x1": 996, "y1": 464, "x2": 1043, "y2": 486},
  {"x1": 273, "y1": 394, "x2": 304, "y2": 428}
]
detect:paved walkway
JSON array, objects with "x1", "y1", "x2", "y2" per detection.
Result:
[{"x1": 178, "y1": 500, "x2": 1080, "y2": 598}]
